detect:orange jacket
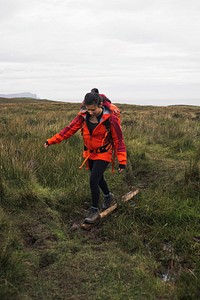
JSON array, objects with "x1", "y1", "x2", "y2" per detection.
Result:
[{"x1": 47, "y1": 106, "x2": 126, "y2": 167}]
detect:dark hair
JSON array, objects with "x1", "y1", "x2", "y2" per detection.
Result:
[
  {"x1": 91, "y1": 88, "x2": 99, "y2": 94},
  {"x1": 84, "y1": 92, "x2": 101, "y2": 106}
]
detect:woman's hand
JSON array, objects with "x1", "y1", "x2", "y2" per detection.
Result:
[
  {"x1": 44, "y1": 142, "x2": 49, "y2": 148},
  {"x1": 118, "y1": 164, "x2": 125, "y2": 173}
]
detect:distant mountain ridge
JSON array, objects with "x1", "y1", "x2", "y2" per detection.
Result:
[{"x1": 0, "y1": 92, "x2": 38, "y2": 99}]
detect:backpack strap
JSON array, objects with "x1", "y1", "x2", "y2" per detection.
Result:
[{"x1": 103, "y1": 118, "x2": 111, "y2": 132}]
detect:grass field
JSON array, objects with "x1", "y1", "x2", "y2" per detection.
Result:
[{"x1": 0, "y1": 97, "x2": 200, "y2": 299}]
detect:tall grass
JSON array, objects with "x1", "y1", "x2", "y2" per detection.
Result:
[{"x1": 0, "y1": 99, "x2": 200, "y2": 299}]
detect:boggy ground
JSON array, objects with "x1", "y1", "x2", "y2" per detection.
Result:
[{"x1": 0, "y1": 97, "x2": 200, "y2": 299}]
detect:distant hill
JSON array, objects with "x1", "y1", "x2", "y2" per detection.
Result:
[{"x1": 0, "y1": 92, "x2": 38, "y2": 99}]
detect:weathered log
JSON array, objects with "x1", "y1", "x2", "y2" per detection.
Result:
[{"x1": 80, "y1": 189, "x2": 139, "y2": 230}]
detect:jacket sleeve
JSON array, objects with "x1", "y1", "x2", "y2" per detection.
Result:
[
  {"x1": 110, "y1": 114, "x2": 127, "y2": 166},
  {"x1": 47, "y1": 114, "x2": 84, "y2": 145}
]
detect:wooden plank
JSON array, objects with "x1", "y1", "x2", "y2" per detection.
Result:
[
  {"x1": 80, "y1": 189, "x2": 139, "y2": 230},
  {"x1": 122, "y1": 189, "x2": 139, "y2": 203},
  {"x1": 99, "y1": 203, "x2": 118, "y2": 218}
]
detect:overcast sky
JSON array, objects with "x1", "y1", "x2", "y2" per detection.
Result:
[{"x1": 0, "y1": 0, "x2": 200, "y2": 106}]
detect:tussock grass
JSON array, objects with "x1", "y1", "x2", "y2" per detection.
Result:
[{"x1": 0, "y1": 98, "x2": 200, "y2": 299}]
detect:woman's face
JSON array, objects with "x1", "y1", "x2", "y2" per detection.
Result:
[{"x1": 86, "y1": 104, "x2": 102, "y2": 117}]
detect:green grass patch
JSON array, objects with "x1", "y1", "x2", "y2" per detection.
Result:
[{"x1": 0, "y1": 98, "x2": 200, "y2": 299}]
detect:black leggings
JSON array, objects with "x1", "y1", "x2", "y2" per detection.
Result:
[{"x1": 88, "y1": 159, "x2": 110, "y2": 208}]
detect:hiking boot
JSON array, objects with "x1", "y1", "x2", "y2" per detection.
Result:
[
  {"x1": 102, "y1": 193, "x2": 115, "y2": 211},
  {"x1": 84, "y1": 207, "x2": 100, "y2": 224}
]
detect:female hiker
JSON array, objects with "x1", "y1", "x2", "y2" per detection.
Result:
[{"x1": 44, "y1": 92, "x2": 127, "y2": 224}]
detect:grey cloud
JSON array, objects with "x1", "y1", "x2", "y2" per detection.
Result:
[
  {"x1": 0, "y1": 0, "x2": 200, "y2": 105},
  {"x1": 0, "y1": 0, "x2": 20, "y2": 19}
]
